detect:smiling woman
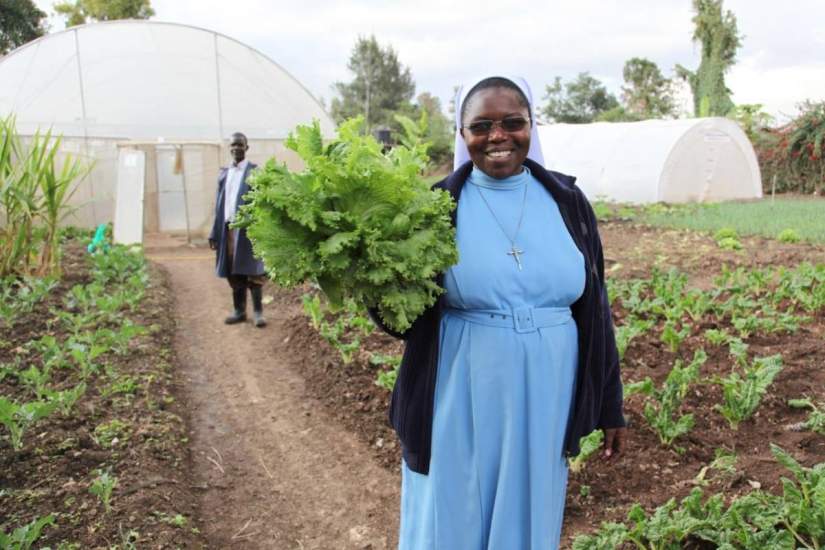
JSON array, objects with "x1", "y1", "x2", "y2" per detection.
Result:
[{"x1": 371, "y1": 75, "x2": 628, "y2": 549}]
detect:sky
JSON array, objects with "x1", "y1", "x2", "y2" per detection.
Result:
[{"x1": 33, "y1": 0, "x2": 825, "y2": 123}]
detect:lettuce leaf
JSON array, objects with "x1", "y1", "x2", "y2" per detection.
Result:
[{"x1": 238, "y1": 117, "x2": 458, "y2": 332}]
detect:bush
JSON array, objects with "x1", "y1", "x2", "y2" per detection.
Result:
[{"x1": 754, "y1": 101, "x2": 825, "y2": 195}]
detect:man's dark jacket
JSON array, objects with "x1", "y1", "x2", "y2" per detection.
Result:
[
  {"x1": 208, "y1": 162, "x2": 265, "y2": 277},
  {"x1": 372, "y1": 158, "x2": 625, "y2": 475}
]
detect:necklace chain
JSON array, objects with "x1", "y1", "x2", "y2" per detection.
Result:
[{"x1": 475, "y1": 182, "x2": 528, "y2": 270}]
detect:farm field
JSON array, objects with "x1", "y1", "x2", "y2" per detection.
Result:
[
  {"x1": 2, "y1": 211, "x2": 824, "y2": 548},
  {"x1": 0, "y1": 240, "x2": 207, "y2": 548},
  {"x1": 284, "y1": 214, "x2": 825, "y2": 548}
]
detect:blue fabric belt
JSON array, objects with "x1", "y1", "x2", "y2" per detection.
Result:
[{"x1": 443, "y1": 306, "x2": 573, "y2": 334}]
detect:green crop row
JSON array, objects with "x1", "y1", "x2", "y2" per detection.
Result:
[
  {"x1": 573, "y1": 445, "x2": 825, "y2": 549},
  {"x1": 0, "y1": 243, "x2": 149, "y2": 544},
  {"x1": 301, "y1": 291, "x2": 401, "y2": 390}
]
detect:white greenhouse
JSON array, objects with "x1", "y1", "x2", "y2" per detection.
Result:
[
  {"x1": 537, "y1": 117, "x2": 762, "y2": 204},
  {"x1": 0, "y1": 20, "x2": 336, "y2": 242}
]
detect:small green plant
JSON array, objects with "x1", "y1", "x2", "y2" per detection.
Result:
[
  {"x1": 92, "y1": 419, "x2": 131, "y2": 448},
  {"x1": 0, "y1": 514, "x2": 55, "y2": 550},
  {"x1": 717, "y1": 236, "x2": 743, "y2": 250},
  {"x1": 153, "y1": 511, "x2": 188, "y2": 528},
  {"x1": 569, "y1": 430, "x2": 604, "y2": 473},
  {"x1": 0, "y1": 396, "x2": 59, "y2": 450},
  {"x1": 715, "y1": 354, "x2": 783, "y2": 430},
  {"x1": 572, "y1": 445, "x2": 825, "y2": 549},
  {"x1": 625, "y1": 349, "x2": 706, "y2": 448},
  {"x1": 788, "y1": 397, "x2": 825, "y2": 435},
  {"x1": 714, "y1": 227, "x2": 739, "y2": 241},
  {"x1": 370, "y1": 353, "x2": 401, "y2": 391},
  {"x1": 301, "y1": 293, "x2": 324, "y2": 329},
  {"x1": 660, "y1": 319, "x2": 691, "y2": 353},
  {"x1": 614, "y1": 318, "x2": 654, "y2": 360},
  {"x1": 777, "y1": 228, "x2": 801, "y2": 243},
  {"x1": 89, "y1": 469, "x2": 118, "y2": 512},
  {"x1": 694, "y1": 447, "x2": 738, "y2": 486}
]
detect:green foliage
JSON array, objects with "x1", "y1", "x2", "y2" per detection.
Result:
[
  {"x1": 660, "y1": 319, "x2": 690, "y2": 353},
  {"x1": 0, "y1": 395, "x2": 59, "y2": 450},
  {"x1": 301, "y1": 293, "x2": 324, "y2": 329},
  {"x1": 89, "y1": 469, "x2": 118, "y2": 512},
  {"x1": 92, "y1": 418, "x2": 130, "y2": 448},
  {"x1": 569, "y1": 430, "x2": 604, "y2": 473},
  {"x1": 0, "y1": 0, "x2": 47, "y2": 55},
  {"x1": 0, "y1": 116, "x2": 88, "y2": 278},
  {"x1": 728, "y1": 103, "x2": 774, "y2": 141},
  {"x1": 370, "y1": 353, "x2": 401, "y2": 391},
  {"x1": 788, "y1": 397, "x2": 825, "y2": 435},
  {"x1": 0, "y1": 275, "x2": 57, "y2": 327},
  {"x1": 620, "y1": 57, "x2": 677, "y2": 119},
  {"x1": 240, "y1": 118, "x2": 458, "y2": 332},
  {"x1": 642, "y1": 199, "x2": 825, "y2": 243},
  {"x1": 694, "y1": 447, "x2": 738, "y2": 486},
  {"x1": 303, "y1": 294, "x2": 373, "y2": 364},
  {"x1": 574, "y1": 446, "x2": 825, "y2": 549},
  {"x1": 777, "y1": 228, "x2": 801, "y2": 243},
  {"x1": 330, "y1": 35, "x2": 416, "y2": 132},
  {"x1": 626, "y1": 349, "x2": 707, "y2": 447},
  {"x1": 0, "y1": 514, "x2": 55, "y2": 550},
  {"x1": 715, "y1": 354, "x2": 783, "y2": 429},
  {"x1": 54, "y1": 0, "x2": 154, "y2": 26},
  {"x1": 541, "y1": 73, "x2": 619, "y2": 123},
  {"x1": 675, "y1": 0, "x2": 741, "y2": 117},
  {"x1": 615, "y1": 317, "x2": 654, "y2": 360},
  {"x1": 393, "y1": 93, "x2": 454, "y2": 166},
  {"x1": 714, "y1": 228, "x2": 743, "y2": 250},
  {"x1": 756, "y1": 101, "x2": 825, "y2": 195}
]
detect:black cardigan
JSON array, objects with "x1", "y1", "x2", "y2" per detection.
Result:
[{"x1": 373, "y1": 158, "x2": 625, "y2": 475}]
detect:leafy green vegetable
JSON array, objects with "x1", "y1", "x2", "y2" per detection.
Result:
[
  {"x1": 625, "y1": 349, "x2": 706, "y2": 447},
  {"x1": 573, "y1": 446, "x2": 825, "y2": 549},
  {"x1": 569, "y1": 430, "x2": 604, "y2": 473},
  {"x1": 715, "y1": 354, "x2": 783, "y2": 430},
  {"x1": 239, "y1": 117, "x2": 458, "y2": 332}
]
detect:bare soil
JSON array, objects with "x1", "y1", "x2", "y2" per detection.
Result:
[
  {"x1": 0, "y1": 241, "x2": 206, "y2": 548},
  {"x1": 278, "y1": 221, "x2": 825, "y2": 549},
  {"x1": 150, "y1": 239, "x2": 399, "y2": 549},
  {"x1": 3, "y1": 221, "x2": 823, "y2": 549}
]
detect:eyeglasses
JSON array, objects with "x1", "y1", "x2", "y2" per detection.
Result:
[{"x1": 462, "y1": 116, "x2": 531, "y2": 136}]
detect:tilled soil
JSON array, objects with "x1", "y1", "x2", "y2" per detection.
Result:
[
  {"x1": 151, "y1": 241, "x2": 399, "y2": 549},
  {"x1": 281, "y1": 221, "x2": 825, "y2": 549},
  {"x1": 0, "y1": 241, "x2": 206, "y2": 548}
]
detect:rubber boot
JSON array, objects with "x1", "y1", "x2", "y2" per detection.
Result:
[
  {"x1": 224, "y1": 287, "x2": 247, "y2": 324},
  {"x1": 251, "y1": 286, "x2": 266, "y2": 328}
]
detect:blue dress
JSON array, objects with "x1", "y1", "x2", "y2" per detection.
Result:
[{"x1": 399, "y1": 167, "x2": 585, "y2": 549}]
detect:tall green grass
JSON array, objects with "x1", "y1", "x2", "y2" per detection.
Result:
[
  {"x1": 641, "y1": 198, "x2": 825, "y2": 243},
  {"x1": 0, "y1": 115, "x2": 88, "y2": 277}
]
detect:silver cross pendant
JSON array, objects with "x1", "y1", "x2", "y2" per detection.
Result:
[{"x1": 507, "y1": 246, "x2": 524, "y2": 271}]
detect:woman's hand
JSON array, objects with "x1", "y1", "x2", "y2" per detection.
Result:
[{"x1": 601, "y1": 427, "x2": 626, "y2": 460}]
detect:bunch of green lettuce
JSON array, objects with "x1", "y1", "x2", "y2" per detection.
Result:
[{"x1": 238, "y1": 117, "x2": 457, "y2": 333}]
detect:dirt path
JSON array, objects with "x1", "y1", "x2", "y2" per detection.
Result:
[{"x1": 147, "y1": 238, "x2": 399, "y2": 549}]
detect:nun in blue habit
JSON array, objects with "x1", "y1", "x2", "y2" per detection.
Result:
[{"x1": 378, "y1": 75, "x2": 627, "y2": 550}]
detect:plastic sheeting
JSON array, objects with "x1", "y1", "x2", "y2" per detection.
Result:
[
  {"x1": 0, "y1": 21, "x2": 336, "y2": 233},
  {"x1": 537, "y1": 117, "x2": 762, "y2": 204},
  {"x1": 0, "y1": 21, "x2": 335, "y2": 140}
]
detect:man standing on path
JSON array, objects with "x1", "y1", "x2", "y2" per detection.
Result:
[{"x1": 208, "y1": 132, "x2": 267, "y2": 328}]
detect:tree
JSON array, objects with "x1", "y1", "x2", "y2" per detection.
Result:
[
  {"x1": 53, "y1": 0, "x2": 154, "y2": 26},
  {"x1": 675, "y1": 0, "x2": 741, "y2": 117},
  {"x1": 411, "y1": 92, "x2": 453, "y2": 165},
  {"x1": 542, "y1": 72, "x2": 619, "y2": 123},
  {"x1": 330, "y1": 35, "x2": 415, "y2": 132},
  {"x1": 621, "y1": 57, "x2": 676, "y2": 119},
  {"x1": 0, "y1": 0, "x2": 47, "y2": 54}
]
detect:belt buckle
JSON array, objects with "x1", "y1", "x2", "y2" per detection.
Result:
[{"x1": 513, "y1": 306, "x2": 536, "y2": 333}]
